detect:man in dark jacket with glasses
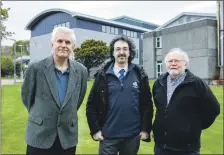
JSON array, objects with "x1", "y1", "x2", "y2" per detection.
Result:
[{"x1": 152, "y1": 48, "x2": 220, "y2": 155}]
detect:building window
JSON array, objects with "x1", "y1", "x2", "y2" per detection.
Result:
[
  {"x1": 106, "y1": 26, "x2": 110, "y2": 33},
  {"x1": 115, "y1": 28, "x2": 118, "y2": 35},
  {"x1": 156, "y1": 61, "x2": 163, "y2": 77},
  {"x1": 62, "y1": 23, "x2": 66, "y2": 27},
  {"x1": 111, "y1": 27, "x2": 115, "y2": 34},
  {"x1": 156, "y1": 36, "x2": 162, "y2": 48},
  {"x1": 127, "y1": 30, "x2": 130, "y2": 37},
  {"x1": 66, "y1": 22, "x2": 70, "y2": 28},
  {"x1": 123, "y1": 30, "x2": 127, "y2": 35},
  {"x1": 130, "y1": 31, "x2": 134, "y2": 37},
  {"x1": 102, "y1": 25, "x2": 118, "y2": 34},
  {"x1": 134, "y1": 32, "x2": 137, "y2": 38},
  {"x1": 102, "y1": 25, "x2": 106, "y2": 32}
]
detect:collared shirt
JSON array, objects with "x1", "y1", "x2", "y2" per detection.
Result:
[
  {"x1": 113, "y1": 63, "x2": 128, "y2": 79},
  {"x1": 55, "y1": 66, "x2": 69, "y2": 105},
  {"x1": 167, "y1": 72, "x2": 186, "y2": 104}
]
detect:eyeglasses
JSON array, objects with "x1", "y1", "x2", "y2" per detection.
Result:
[
  {"x1": 114, "y1": 47, "x2": 129, "y2": 52},
  {"x1": 167, "y1": 59, "x2": 185, "y2": 64}
]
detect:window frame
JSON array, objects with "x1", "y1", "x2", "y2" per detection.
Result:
[
  {"x1": 155, "y1": 36, "x2": 162, "y2": 48},
  {"x1": 156, "y1": 61, "x2": 163, "y2": 77}
]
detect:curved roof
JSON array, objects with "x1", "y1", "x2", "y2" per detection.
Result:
[
  {"x1": 25, "y1": 8, "x2": 152, "y2": 32},
  {"x1": 25, "y1": 8, "x2": 74, "y2": 30}
]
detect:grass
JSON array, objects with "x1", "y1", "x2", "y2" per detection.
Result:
[
  {"x1": 1, "y1": 76, "x2": 20, "y2": 80},
  {"x1": 1, "y1": 80, "x2": 223, "y2": 154}
]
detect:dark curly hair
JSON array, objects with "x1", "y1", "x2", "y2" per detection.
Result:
[{"x1": 109, "y1": 35, "x2": 136, "y2": 63}]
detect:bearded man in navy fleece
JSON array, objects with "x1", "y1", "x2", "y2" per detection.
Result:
[{"x1": 86, "y1": 36, "x2": 154, "y2": 155}]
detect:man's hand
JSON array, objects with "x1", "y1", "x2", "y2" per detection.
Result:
[
  {"x1": 139, "y1": 131, "x2": 149, "y2": 140},
  {"x1": 93, "y1": 130, "x2": 104, "y2": 141}
]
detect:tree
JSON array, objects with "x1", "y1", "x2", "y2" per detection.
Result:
[
  {"x1": 0, "y1": 4, "x2": 14, "y2": 42},
  {"x1": 1, "y1": 56, "x2": 14, "y2": 77},
  {"x1": 11, "y1": 40, "x2": 30, "y2": 56},
  {"x1": 74, "y1": 39, "x2": 109, "y2": 76}
]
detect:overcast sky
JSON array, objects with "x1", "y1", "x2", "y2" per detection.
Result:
[{"x1": 1, "y1": 1, "x2": 217, "y2": 46}]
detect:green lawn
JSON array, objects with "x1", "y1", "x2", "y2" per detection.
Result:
[{"x1": 1, "y1": 80, "x2": 223, "y2": 154}]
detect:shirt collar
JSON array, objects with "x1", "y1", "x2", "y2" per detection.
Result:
[
  {"x1": 168, "y1": 72, "x2": 186, "y2": 84},
  {"x1": 113, "y1": 63, "x2": 128, "y2": 74},
  {"x1": 54, "y1": 59, "x2": 70, "y2": 74}
]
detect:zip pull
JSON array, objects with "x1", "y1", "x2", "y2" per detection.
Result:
[
  {"x1": 165, "y1": 104, "x2": 168, "y2": 114},
  {"x1": 120, "y1": 82, "x2": 124, "y2": 92}
]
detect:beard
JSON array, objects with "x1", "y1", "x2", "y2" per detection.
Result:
[{"x1": 168, "y1": 69, "x2": 179, "y2": 76}]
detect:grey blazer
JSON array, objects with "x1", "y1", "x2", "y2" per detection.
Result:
[{"x1": 21, "y1": 56, "x2": 88, "y2": 149}]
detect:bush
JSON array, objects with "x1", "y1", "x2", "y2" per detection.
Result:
[{"x1": 1, "y1": 56, "x2": 14, "y2": 77}]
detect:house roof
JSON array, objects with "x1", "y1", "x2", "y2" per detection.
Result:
[
  {"x1": 111, "y1": 15, "x2": 159, "y2": 27},
  {"x1": 25, "y1": 8, "x2": 152, "y2": 32},
  {"x1": 155, "y1": 12, "x2": 216, "y2": 31}
]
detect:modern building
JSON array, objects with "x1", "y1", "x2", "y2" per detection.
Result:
[
  {"x1": 143, "y1": 12, "x2": 217, "y2": 83},
  {"x1": 25, "y1": 8, "x2": 159, "y2": 73}
]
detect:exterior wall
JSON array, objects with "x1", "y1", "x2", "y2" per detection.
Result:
[
  {"x1": 143, "y1": 19, "x2": 217, "y2": 81},
  {"x1": 28, "y1": 11, "x2": 150, "y2": 77},
  {"x1": 29, "y1": 34, "x2": 52, "y2": 63},
  {"x1": 29, "y1": 27, "x2": 141, "y2": 77}
]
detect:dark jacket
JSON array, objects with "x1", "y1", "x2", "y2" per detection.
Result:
[
  {"x1": 86, "y1": 61, "x2": 154, "y2": 142},
  {"x1": 152, "y1": 69, "x2": 220, "y2": 151}
]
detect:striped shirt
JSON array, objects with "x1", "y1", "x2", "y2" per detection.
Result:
[{"x1": 167, "y1": 72, "x2": 186, "y2": 104}]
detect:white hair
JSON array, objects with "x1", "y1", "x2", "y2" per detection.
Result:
[
  {"x1": 51, "y1": 27, "x2": 76, "y2": 45},
  {"x1": 164, "y1": 48, "x2": 190, "y2": 67}
]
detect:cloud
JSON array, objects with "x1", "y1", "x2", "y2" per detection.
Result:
[
  {"x1": 1, "y1": 1, "x2": 217, "y2": 46},
  {"x1": 182, "y1": 1, "x2": 216, "y2": 13}
]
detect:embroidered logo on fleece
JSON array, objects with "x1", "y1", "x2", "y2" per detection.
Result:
[{"x1": 132, "y1": 82, "x2": 138, "y2": 89}]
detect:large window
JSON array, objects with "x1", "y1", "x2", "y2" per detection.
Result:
[
  {"x1": 111, "y1": 27, "x2": 115, "y2": 34},
  {"x1": 134, "y1": 32, "x2": 137, "y2": 38},
  {"x1": 102, "y1": 25, "x2": 118, "y2": 35},
  {"x1": 106, "y1": 26, "x2": 110, "y2": 33},
  {"x1": 127, "y1": 30, "x2": 130, "y2": 37},
  {"x1": 66, "y1": 22, "x2": 70, "y2": 28},
  {"x1": 102, "y1": 25, "x2": 106, "y2": 32},
  {"x1": 156, "y1": 36, "x2": 162, "y2": 48},
  {"x1": 156, "y1": 61, "x2": 163, "y2": 77},
  {"x1": 115, "y1": 28, "x2": 118, "y2": 34},
  {"x1": 122, "y1": 29, "x2": 138, "y2": 38},
  {"x1": 54, "y1": 22, "x2": 70, "y2": 28},
  {"x1": 123, "y1": 30, "x2": 127, "y2": 35}
]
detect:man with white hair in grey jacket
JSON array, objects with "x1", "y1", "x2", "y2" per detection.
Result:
[{"x1": 21, "y1": 26, "x2": 88, "y2": 155}]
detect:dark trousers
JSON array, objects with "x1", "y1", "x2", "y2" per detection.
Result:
[
  {"x1": 154, "y1": 144, "x2": 200, "y2": 155},
  {"x1": 26, "y1": 135, "x2": 76, "y2": 155},
  {"x1": 99, "y1": 135, "x2": 140, "y2": 155}
]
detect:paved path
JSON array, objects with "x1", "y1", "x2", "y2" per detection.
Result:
[{"x1": 1, "y1": 79, "x2": 23, "y2": 85}]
